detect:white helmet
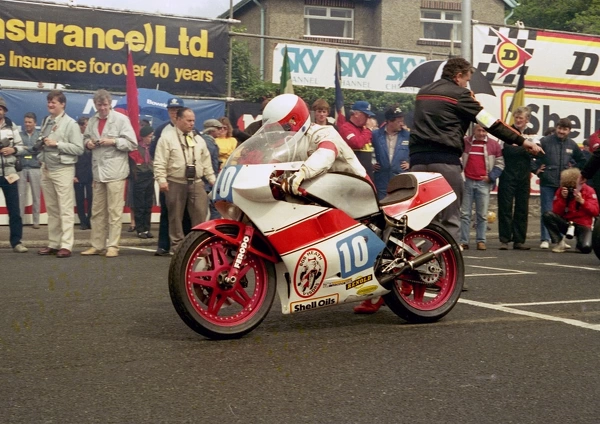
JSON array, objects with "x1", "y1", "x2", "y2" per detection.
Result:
[{"x1": 262, "y1": 94, "x2": 311, "y2": 133}]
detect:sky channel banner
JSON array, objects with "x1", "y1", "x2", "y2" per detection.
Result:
[
  {"x1": 271, "y1": 43, "x2": 426, "y2": 93},
  {"x1": 473, "y1": 24, "x2": 600, "y2": 94},
  {"x1": 0, "y1": 0, "x2": 228, "y2": 96}
]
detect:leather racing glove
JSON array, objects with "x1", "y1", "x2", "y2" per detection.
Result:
[{"x1": 281, "y1": 166, "x2": 307, "y2": 195}]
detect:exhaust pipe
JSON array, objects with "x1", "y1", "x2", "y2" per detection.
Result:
[{"x1": 379, "y1": 244, "x2": 452, "y2": 289}]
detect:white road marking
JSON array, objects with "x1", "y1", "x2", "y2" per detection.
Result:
[
  {"x1": 120, "y1": 246, "x2": 157, "y2": 253},
  {"x1": 459, "y1": 298, "x2": 600, "y2": 331},
  {"x1": 462, "y1": 256, "x2": 497, "y2": 259},
  {"x1": 539, "y1": 262, "x2": 600, "y2": 271},
  {"x1": 466, "y1": 264, "x2": 536, "y2": 277},
  {"x1": 501, "y1": 299, "x2": 600, "y2": 307}
]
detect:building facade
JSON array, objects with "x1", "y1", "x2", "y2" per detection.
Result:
[{"x1": 223, "y1": 0, "x2": 512, "y2": 81}]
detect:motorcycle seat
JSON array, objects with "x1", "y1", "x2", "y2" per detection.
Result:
[{"x1": 379, "y1": 174, "x2": 418, "y2": 206}]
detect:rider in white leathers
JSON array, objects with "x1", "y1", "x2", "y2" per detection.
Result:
[{"x1": 262, "y1": 94, "x2": 367, "y2": 195}]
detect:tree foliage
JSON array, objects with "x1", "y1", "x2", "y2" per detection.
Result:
[{"x1": 509, "y1": 0, "x2": 600, "y2": 35}]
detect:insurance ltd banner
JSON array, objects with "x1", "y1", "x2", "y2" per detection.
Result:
[
  {"x1": 272, "y1": 43, "x2": 426, "y2": 93},
  {"x1": 0, "y1": 0, "x2": 228, "y2": 95}
]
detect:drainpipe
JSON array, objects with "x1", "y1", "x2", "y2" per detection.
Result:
[
  {"x1": 504, "y1": 0, "x2": 520, "y2": 26},
  {"x1": 227, "y1": 0, "x2": 233, "y2": 99},
  {"x1": 461, "y1": 0, "x2": 471, "y2": 62},
  {"x1": 252, "y1": 0, "x2": 265, "y2": 80}
]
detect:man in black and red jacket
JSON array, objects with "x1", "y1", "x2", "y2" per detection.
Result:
[
  {"x1": 409, "y1": 57, "x2": 542, "y2": 244},
  {"x1": 354, "y1": 57, "x2": 543, "y2": 314}
]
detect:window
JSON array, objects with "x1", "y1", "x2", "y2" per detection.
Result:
[
  {"x1": 420, "y1": 10, "x2": 461, "y2": 42},
  {"x1": 304, "y1": 6, "x2": 354, "y2": 39}
]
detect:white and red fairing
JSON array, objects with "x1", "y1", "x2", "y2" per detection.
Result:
[
  {"x1": 382, "y1": 173, "x2": 456, "y2": 231},
  {"x1": 212, "y1": 162, "x2": 388, "y2": 314}
]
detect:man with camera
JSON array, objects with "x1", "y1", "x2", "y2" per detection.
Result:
[
  {"x1": 81, "y1": 89, "x2": 137, "y2": 258},
  {"x1": 37, "y1": 90, "x2": 84, "y2": 258},
  {"x1": 542, "y1": 168, "x2": 599, "y2": 253},
  {"x1": 153, "y1": 108, "x2": 216, "y2": 253},
  {"x1": 0, "y1": 96, "x2": 28, "y2": 253}
]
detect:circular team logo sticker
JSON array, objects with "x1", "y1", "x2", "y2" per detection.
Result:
[{"x1": 293, "y1": 248, "x2": 327, "y2": 298}]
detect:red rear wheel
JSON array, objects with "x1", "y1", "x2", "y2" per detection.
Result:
[
  {"x1": 384, "y1": 224, "x2": 463, "y2": 323},
  {"x1": 169, "y1": 229, "x2": 276, "y2": 339}
]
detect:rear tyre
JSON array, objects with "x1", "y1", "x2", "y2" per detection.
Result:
[
  {"x1": 169, "y1": 228, "x2": 276, "y2": 340},
  {"x1": 383, "y1": 224, "x2": 463, "y2": 323}
]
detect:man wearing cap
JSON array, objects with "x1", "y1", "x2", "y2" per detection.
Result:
[
  {"x1": 202, "y1": 119, "x2": 222, "y2": 174},
  {"x1": 150, "y1": 97, "x2": 185, "y2": 256},
  {"x1": 336, "y1": 100, "x2": 376, "y2": 180},
  {"x1": 37, "y1": 90, "x2": 85, "y2": 258},
  {"x1": 154, "y1": 108, "x2": 216, "y2": 252},
  {"x1": 371, "y1": 105, "x2": 410, "y2": 200},
  {"x1": 204, "y1": 118, "x2": 229, "y2": 166},
  {"x1": 0, "y1": 96, "x2": 28, "y2": 253},
  {"x1": 149, "y1": 97, "x2": 184, "y2": 158}
]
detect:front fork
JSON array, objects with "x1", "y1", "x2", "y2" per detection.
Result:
[{"x1": 221, "y1": 225, "x2": 256, "y2": 290}]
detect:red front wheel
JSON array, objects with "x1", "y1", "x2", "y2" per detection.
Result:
[
  {"x1": 169, "y1": 228, "x2": 276, "y2": 339},
  {"x1": 383, "y1": 224, "x2": 463, "y2": 323}
]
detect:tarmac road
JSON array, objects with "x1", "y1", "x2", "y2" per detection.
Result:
[{"x1": 1, "y1": 230, "x2": 600, "y2": 423}]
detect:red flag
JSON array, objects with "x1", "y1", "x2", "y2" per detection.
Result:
[
  {"x1": 126, "y1": 47, "x2": 143, "y2": 164},
  {"x1": 126, "y1": 47, "x2": 140, "y2": 139}
]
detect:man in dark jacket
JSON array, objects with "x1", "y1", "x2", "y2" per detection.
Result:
[
  {"x1": 74, "y1": 116, "x2": 93, "y2": 230},
  {"x1": 372, "y1": 106, "x2": 410, "y2": 199},
  {"x1": 498, "y1": 106, "x2": 535, "y2": 250},
  {"x1": 409, "y1": 57, "x2": 541, "y2": 244},
  {"x1": 355, "y1": 57, "x2": 542, "y2": 314},
  {"x1": 579, "y1": 134, "x2": 600, "y2": 192},
  {"x1": 534, "y1": 118, "x2": 586, "y2": 249}
]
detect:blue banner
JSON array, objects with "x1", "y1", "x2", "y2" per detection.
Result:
[{"x1": 0, "y1": 89, "x2": 225, "y2": 129}]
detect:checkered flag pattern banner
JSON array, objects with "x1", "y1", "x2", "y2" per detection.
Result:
[{"x1": 474, "y1": 26, "x2": 538, "y2": 86}]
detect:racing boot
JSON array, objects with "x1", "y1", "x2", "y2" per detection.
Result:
[{"x1": 353, "y1": 297, "x2": 384, "y2": 314}]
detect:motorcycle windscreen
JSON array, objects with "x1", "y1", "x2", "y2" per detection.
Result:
[{"x1": 224, "y1": 123, "x2": 308, "y2": 166}]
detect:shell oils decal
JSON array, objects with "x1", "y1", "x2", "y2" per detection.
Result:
[{"x1": 293, "y1": 248, "x2": 327, "y2": 298}]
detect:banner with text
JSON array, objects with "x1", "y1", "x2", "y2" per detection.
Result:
[
  {"x1": 0, "y1": 1, "x2": 228, "y2": 95},
  {"x1": 271, "y1": 43, "x2": 426, "y2": 93},
  {"x1": 477, "y1": 86, "x2": 600, "y2": 142},
  {"x1": 474, "y1": 24, "x2": 600, "y2": 94}
]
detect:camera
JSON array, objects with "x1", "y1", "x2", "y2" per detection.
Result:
[
  {"x1": 33, "y1": 136, "x2": 46, "y2": 151},
  {"x1": 566, "y1": 221, "x2": 575, "y2": 239},
  {"x1": 0, "y1": 136, "x2": 13, "y2": 148},
  {"x1": 185, "y1": 165, "x2": 196, "y2": 181}
]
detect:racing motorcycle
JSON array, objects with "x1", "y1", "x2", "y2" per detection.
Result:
[{"x1": 168, "y1": 124, "x2": 464, "y2": 339}]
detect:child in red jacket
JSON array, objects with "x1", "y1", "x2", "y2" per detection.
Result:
[{"x1": 542, "y1": 168, "x2": 599, "y2": 253}]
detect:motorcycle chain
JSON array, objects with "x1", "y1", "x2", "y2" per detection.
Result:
[{"x1": 393, "y1": 259, "x2": 443, "y2": 286}]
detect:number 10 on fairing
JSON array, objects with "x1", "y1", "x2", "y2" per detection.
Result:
[{"x1": 336, "y1": 228, "x2": 386, "y2": 278}]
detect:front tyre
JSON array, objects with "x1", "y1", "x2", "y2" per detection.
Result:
[
  {"x1": 169, "y1": 229, "x2": 276, "y2": 340},
  {"x1": 383, "y1": 224, "x2": 464, "y2": 323}
]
